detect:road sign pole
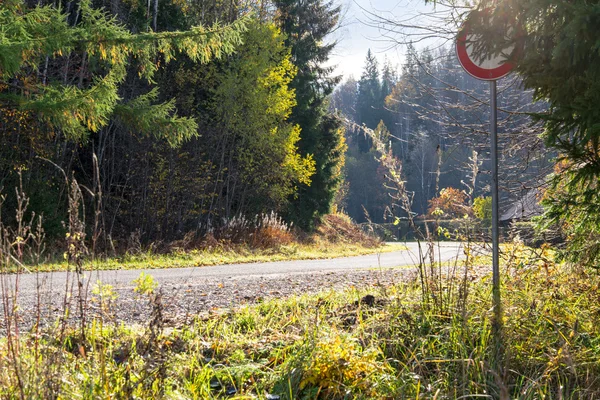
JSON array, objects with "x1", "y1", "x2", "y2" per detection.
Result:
[
  {"x1": 456, "y1": 9, "x2": 514, "y2": 371},
  {"x1": 490, "y1": 80, "x2": 500, "y2": 314}
]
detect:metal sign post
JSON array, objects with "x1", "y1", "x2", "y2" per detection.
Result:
[
  {"x1": 456, "y1": 15, "x2": 518, "y2": 317},
  {"x1": 490, "y1": 80, "x2": 500, "y2": 316}
]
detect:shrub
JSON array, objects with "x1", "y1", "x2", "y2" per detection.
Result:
[
  {"x1": 218, "y1": 212, "x2": 294, "y2": 248},
  {"x1": 539, "y1": 160, "x2": 599, "y2": 268},
  {"x1": 250, "y1": 212, "x2": 294, "y2": 248},
  {"x1": 427, "y1": 187, "x2": 471, "y2": 219},
  {"x1": 473, "y1": 196, "x2": 492, "y2": 225},
  {"x1": 299, "y1": 333, "x2": 390, "y2": 398},
  {"x1": 316, "y1": 213, "x2": 380, "y2": 247}
]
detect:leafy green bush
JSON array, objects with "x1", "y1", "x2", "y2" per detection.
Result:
[{"x1": 473, "y1": 196, "x2": 492, "y2": 226}]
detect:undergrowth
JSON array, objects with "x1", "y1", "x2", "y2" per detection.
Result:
[
  {"x1": 0, "y1": 171, "x2": 385, "y2": 273},
  {"x1": 1, "y1": 207, "x2": 390, "y2": 273},
  {"x1": 1, "y1": 247, "x2": 599, "y2": 399}
]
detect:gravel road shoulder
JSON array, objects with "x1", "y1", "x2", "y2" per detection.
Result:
[
  {"x1": 1, "y1": 242, "x2": 477, "y2": 332},
  {"x1": 2, "y1": 267, "x2": 419, "y2": 332}
]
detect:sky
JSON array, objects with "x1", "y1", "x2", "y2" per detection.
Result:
[{"x1": 328, "y1": 0, "x2": 456, "y2": 80}]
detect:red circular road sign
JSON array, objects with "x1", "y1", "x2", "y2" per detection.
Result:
[{"x1": 456, "y1": 14, "x2": 519, "y2": 81}]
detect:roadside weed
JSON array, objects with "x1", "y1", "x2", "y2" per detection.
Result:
[{"x1": 2, "y1": 250, "x2": 600, "y2": 398}]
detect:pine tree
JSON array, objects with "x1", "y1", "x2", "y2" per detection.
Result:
[
  {"x1": 472, "y1": 0, "x2": 600, "y2": 267},
  {"x1": 356, "y1": 50, "x2": 382, "y2": 130},
  {"x1": 353, "y1": 50, "x2": 383, "y2": 154},
  {"x1": 380, "y1": 57, "x2": 396, "y2": 138},
  {"x1": 0, "y1": 0, "x2": 247, "y2": 145},
  {"x1": 274, "y1": 0, "x2": 346, "y2": 229},
  {"x1": 469, "y1": 1, "x2": 600, "y2": 173},
  {"x1": 381, "y1": 57, "x2": 396, "y2": 103}
]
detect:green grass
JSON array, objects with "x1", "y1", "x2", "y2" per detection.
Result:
[
  {"x1": 2, "y1": 243, "x2": 600, "y2": 399},
  {"x1": 17, "y1": 242, "x2": 407, "y2": 273}
]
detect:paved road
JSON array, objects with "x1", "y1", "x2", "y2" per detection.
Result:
[
  {"x1": 1, "y1": 241, "x2": 472, "y2": 330},
  {"x1": 11, "y1": 241, "x2": 465, "y2": 294}
]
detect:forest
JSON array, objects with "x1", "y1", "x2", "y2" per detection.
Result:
[
  {"x1": 0, "y1": 0, "x2": 558, "y2": 251},
  {"x1": 0, "y1": 0, "x2": 345, "y2": 251},
  {"x1": 0, "y1": 0, "x2": 577, "y2": 246},
  {"x1": 333, "y1": 46, "x2": 552, "y2": 224}
]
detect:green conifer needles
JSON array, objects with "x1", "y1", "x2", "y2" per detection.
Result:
[{"x1": 0, "y1": 0, "x2": 247, "y2": 144}]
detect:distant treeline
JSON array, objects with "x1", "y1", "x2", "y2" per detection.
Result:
[{"x1": 332, "y1": 46, "x2": 552, "y2": 223}]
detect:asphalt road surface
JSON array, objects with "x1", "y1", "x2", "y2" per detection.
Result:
[{"x1": 1, "y1": 241, "x2": 473, "y2": 330}]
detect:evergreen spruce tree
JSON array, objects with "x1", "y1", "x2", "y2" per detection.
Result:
[
  {"x1": 274, "y1": 0, "x2": 346, "y2": 229},
  {"x1": 356, "y1": 50, "x2": 382, "y2": 130},
  {"x1": 380, "y1": 57, "x2": 396, "y2": 137},
  {"x1": 472, "y1": 0, "x2": 600, "y2": 267},
  {"x1": 380, "y1": 57, "x2": 395, "y2": 104},
  {"x1": 0, "y1": 0, "x2": 247, "y2": 145},
  {"x1": 354, "y1": 50, "x2": 383, "y2": 153}
]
